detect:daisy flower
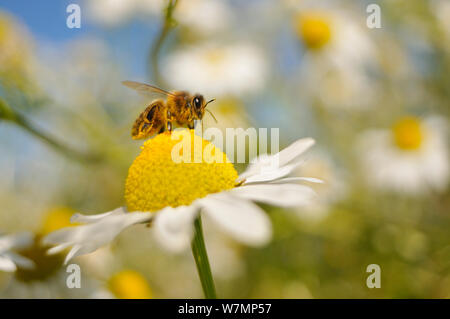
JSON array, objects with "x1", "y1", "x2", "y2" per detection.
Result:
[
  {"x1": 163, "y1": 43, "x2": 268, "y2": 97},
  {"x1": 85, "y1": 0, "x2": 165, "y2": 27},
  {"x1": 357, "y1": 116, "x2": 449, "y2": 195},
  {"x1": 43, "y1": 129, "x2": 319, "y2": 297},
  {"x1": 0, "y1": 232, "x2": 34, "y2": 272},
  {"x1": 86, "y1": 0, "x2": 231, "y2": 35},
  {"x1": 175, "y1": 0, "x2": 232, "y2": 36},
  {"x1": 291, "y1": 3, "x2": 379, "y2": 109},
  {"x1": 14, "y1": 207, "x2": 75, "y2": 282},
  {"x1": 107, "y1": 269, "x2": 152, "y2": 299}
]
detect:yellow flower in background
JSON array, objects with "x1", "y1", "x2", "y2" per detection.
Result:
[
  {"x1": 291, "y1": 4, "x2": 378, "y2": 110},
  {"x1": 357, "y1": 116, "x2": 449, "y2": 195},
  {"x1": 14, "y1": 207, "x2": 76, "y2": 282},
  {"x1": 44, "y1": 129, "x2": 319, "y2": 261},
  {"x1": 40, "y1": 207, "x2": 76, "y2": 236},
  {"x1": 392, "y1": 117, "x2": 423, "y2": 151},
  {"x1": 295, "y1": 12, "x2": 332, "y2": 50},
  {"x1": 108, "y1": 270, "x2": 152, "y2": 299}
]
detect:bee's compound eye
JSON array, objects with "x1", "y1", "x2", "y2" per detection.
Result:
[{"x1": 193, "y1": 96, "x2": 202, "y2": 110}]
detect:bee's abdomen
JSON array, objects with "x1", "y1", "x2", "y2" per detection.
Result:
[{"x1": 131, "y1": 100, "x2": 166, "y2": 139}]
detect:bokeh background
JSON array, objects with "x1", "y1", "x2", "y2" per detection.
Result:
[{"x1": 0, "y1": 0, "x2": 449, "y2": 298}]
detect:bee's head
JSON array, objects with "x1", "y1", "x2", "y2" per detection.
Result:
[{"x1": 191, "y1": 94, "x2": 216, "y2": 121}]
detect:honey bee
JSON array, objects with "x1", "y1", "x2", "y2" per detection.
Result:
[{"x1": 122, "y1": 81, "x2": 216, "y2": 140}]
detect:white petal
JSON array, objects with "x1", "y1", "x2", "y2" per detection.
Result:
[
  {"x1": 267, "y1": 177, "x2": 324, "y2": 184},
  {"x1": 276, "y1": 138, "x2": 315, "y2": 167},
  {"x1": 199, "y1": 193, "x2": 271, "y2": 246},
  {"x1": 153, "y1": 205, "x2": 198, "y2": 253},
  {"x1": 0, "y1": 232, "x2": 33, "y2": 253},
  {"x1": 44, "y1": 211, "x2": 152, "y2": 263},
  {"x1": 240, "y1": 138, "x2": 315, "y2": 180},
  {"x1": 70, "y1": 207, "x2": 126, "y2": 224},
  {"x1": 47, "y1": 243, "x2": 72, "y2": 255},
  {"x1": 3, "y1": 252, "x2": 34, "y2": 270},
  {"x1": 242, "y1": 164, "x2": 296, "y2": 184},
  {"x1": 64, "y1": 245, "x2": 83, "y2": 265},
  {"x1": 230, "y1": 184, "x2": 317, "y2": 207},
  {"x1": 0, "y1": 256, "x2": 16, "y2": 272}
]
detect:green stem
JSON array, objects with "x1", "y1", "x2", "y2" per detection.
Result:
[
  {"x1": 191, "y1": 215, "x2": 217, "y2": 299},
  {"x1": 149, "y1": 0, "x2": 178, "y2": 86},
  {"x1": 0, "y1": 98, "x2": 101, "y2": 164}
]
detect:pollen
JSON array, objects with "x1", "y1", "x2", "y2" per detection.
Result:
[
  {"x1": 125, "y1": 129, "x2": 238, "y2": 212},
  {"x1": 108, "y1": 270, "x2": 152, "y2": 299},
  {"x1": 295, "y1": 12, "x2": 332, "y2": 50},
  {"x1": 392, "y1": 117, "x2": 423, "y2": 151}
]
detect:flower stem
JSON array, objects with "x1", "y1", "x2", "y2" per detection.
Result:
[
  {"x1": 191, "y1": 215, "x2": 217, "y2": 299},
  {"x1": 0, "y1": 98, "x2": 101, "y2": 164},
  {"x1": 149, "y1": 0, "x2": 178, "y2": 86}
]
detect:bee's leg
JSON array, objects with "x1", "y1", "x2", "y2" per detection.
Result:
[
  {"x1": 167, "y1": 111, "x2": 172, "y2": 132},
  {"x1": 188, "y1": 122, "x2": 195, "y2": 130}
]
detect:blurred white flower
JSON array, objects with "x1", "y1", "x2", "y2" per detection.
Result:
[
  {"x1": 164, "y1": 43, "x2": 268, "y2": 97},
  {"x1": 357, "y1": 116, "x2": 449, "y2": 195},
  {"x1": 0, "y1": 232, "x2": 34, "y2": 272},
  {"x1": 293, "y1": 5, "x2": 379, "y2": 109},
  {"x1": 85, "y1": 0, "x2": 231, "y2": 34},
  {"x1": 44, "y1": 132, "x2": 318, "y2": 263},
  {"x1": 85, "y1": 0, "x2": 165, "y2": 26},
  {"x1": 175, "y1": 0, "x2": 232, "y2": 36}
]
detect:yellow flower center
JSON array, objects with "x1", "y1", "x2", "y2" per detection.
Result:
[
  {"x1": 295, "y1": 13, "x2": 332, "y2": 50},
  {"x1": 125, "y1": 130, "x2": 238, "y2": 212},
  {"x1": 40, "y1": 207, "x2": 76, "y2": 235},
  {"x1": 108, "y1": 270, "x2": 152, "y2": 299},
  {"x1": 392, "y1": 117, "x2": 423, "y2": 150},
  {"x1": 204, "y1": 48, "x2": 226, "y2": 65}
]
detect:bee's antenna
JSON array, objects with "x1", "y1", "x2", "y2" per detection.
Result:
[
  {"x1": 205, "y1": 99, "x2": 216, "y2": 107},
  {"x1": 205, "y1": 109, "x2": 218, "y2": 123}
]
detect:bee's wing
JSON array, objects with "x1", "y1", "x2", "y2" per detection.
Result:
[{"x1": 122, "y1": 81, "x2": 176, "y2": 98}]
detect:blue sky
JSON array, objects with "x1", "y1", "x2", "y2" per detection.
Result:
[{"x1": 1, "y1": 1, "x2": 161, "y2": 79}]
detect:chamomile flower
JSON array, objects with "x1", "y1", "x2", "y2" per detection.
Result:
[
  {"x1": 292, "y1": 4, "x2": 379, "y2": 109},
  {"x1": 85, "y1": 0, "x2": 165, "y2": 27},
  {"x1": 175, "y1": 0, "x2": 232, "y2": 36},
  {"x1": 163, "y1": 43, "x2": 268, "y2": 97},
  {"x1": 357, "y1": 116, "x2": 449, "y2": 195},
  {"x1": 0, "y1": 232, "x2": 34, "y2": 272},
  {"x1": 86, "y1": 0, "x2": 231, "y2": 34},
  {"x1": 108, "y1": 270, "x2": 152, "y2": 299},
  {"x1": 14, "y1": 207, "x2": 75, "y2": 282},
  {"x1": 44, "y1": 129, "x2": 319, "y2": 263}
]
